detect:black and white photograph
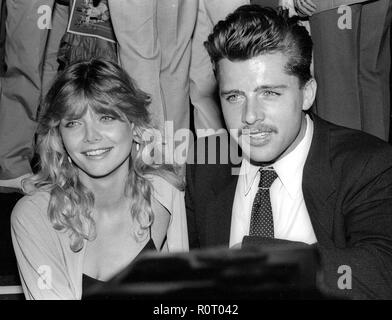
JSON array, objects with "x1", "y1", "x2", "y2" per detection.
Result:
[
  {"x1": 0, "y1": 0, "x2": 392, "y2": 309},
  {"x1": 67, "y1": 0, "x2": 116, "y2": 42}
]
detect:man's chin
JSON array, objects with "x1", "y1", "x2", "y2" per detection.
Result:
[
  {"x1": 242, "y1": 151, "x2": 277, "y2": 166},
  {"x1": 238, "y1": 142, "x2": 277, "y2": 164}
]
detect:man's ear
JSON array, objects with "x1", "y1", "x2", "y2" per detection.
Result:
[{"x1": 302, "y1": 78, "x2": 317, "y2": 111}]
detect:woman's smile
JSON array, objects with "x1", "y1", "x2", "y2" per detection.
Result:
[{"x1": 82, "y1": 147, "x2": 114, "y2": 159}]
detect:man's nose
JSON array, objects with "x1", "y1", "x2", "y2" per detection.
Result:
[{"x1": 243, "y1": 97, "x2": 265, "y2": 125}]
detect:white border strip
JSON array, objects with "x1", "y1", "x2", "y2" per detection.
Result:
[{"x1": 0, "y1": 285, "x2": 23, "y2": 295}]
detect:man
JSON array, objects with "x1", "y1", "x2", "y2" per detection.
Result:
[{"x1": 185, "y1": 5, "x2": 392, "y2": 299}]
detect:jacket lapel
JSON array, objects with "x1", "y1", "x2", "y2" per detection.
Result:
[
  {"x1": 203, "y1": 166, "x2": 239, "y2": 247},
  {"x1": 303, "y1": 115, "x2": 336, "y2": 239}
]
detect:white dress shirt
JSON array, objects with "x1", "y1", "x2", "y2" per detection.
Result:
[{"x1": 230, "y1": 115, "x2": 317, "y2": 247}]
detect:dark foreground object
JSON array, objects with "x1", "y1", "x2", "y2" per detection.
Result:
[{"x1": 84, "y1": 243, "x2": 337, "y2": 300}]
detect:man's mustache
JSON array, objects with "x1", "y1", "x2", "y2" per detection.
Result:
[{"x1": 237, "y1": 124, "x2": 278, "y2": 138}]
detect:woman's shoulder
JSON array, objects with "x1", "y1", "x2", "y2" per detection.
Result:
[
  {"x1": 147, "y1": 171, "x2": 184, "y2": 190},
  {"x1": 11, "y1": 191, "x2": 51, "y2": 227},
  {"x1": 148, "y1": 174, "x2": 174, "y2": 189},
  {"x1": 147, "y1": 174, "x2": 189, "y2": 252},
  {"x1": 147, "y1": 174, "x2": 184, "y2": 212},
  {"x1": 148, "y1": 173, "x2": 183, "y2": 194}
]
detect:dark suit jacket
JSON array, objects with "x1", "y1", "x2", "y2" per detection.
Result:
[{"x1": 186, "y1": 114, "x2": 392, "y2": 299}]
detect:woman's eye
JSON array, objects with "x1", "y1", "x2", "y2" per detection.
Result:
[
  {"x1": 100, "y1": 115, "x2": 115, "y2": 122},
  {"x1": 64, "y1": 121, "x2": 80, "y2": 128}
]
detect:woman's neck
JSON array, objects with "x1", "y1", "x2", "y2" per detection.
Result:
[
  {"x1": 93, "y1": 181, "x2": 128, "y2": 210},
  {"x1": 78, "y1": 166, "x2": 130, "y2": 212}
]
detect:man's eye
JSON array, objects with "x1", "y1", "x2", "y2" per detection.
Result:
[
  {"x1": 226, "y1": 95, "x2": 242, "y2": 103},
  {"x1": 262, "y1": 90, "x2": 280, "y2": 97}
]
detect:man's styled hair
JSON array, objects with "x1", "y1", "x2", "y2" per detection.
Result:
[{"x1": 204, "y1": 5, "x2": 313, "y2": 87}]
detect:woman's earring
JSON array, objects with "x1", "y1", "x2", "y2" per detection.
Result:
[
  {"x1": 135, "y1": 143, "x2": 140, "y2": 151},
  {"x1": 67, "y1": 156, "x2": 72, "y2": 164}
]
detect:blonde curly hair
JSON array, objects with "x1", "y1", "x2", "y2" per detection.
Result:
[{"x1": 27, "y1": 59, "x2": 183, "y2": 252}]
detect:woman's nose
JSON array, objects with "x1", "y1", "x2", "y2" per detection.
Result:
[{"x1": 83, "y1": 123, "x2": 103, "y2": 143}]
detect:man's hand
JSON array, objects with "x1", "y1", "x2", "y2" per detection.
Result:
[
  {"x1": 230, "y1": 242, "x2": 242, "y2": 249},
  {"x1": 294, "y1": 0, "x2": 317, "y2": 17}
]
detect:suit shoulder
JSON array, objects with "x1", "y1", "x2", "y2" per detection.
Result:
[
  {"x1": 328, "y1": 123, "x2": 392, "y2": 159},
  {"x1": 322, "y1": 121, "x2": 392, "y2": 175}
]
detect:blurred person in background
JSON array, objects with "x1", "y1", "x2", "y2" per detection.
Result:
[
  {"x1": 0, "y1": 0, "x2": 68, "y2": 193},
  {"x1": 293, "y1": 0, "x2": 392, "y2": 141}
]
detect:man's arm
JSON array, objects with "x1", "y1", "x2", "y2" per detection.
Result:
[
  {"x1": 317, "y1": 151, "x2": 392, "y2": 299},
  {"x1": 293, "y1": 0, "x2": 316, "y2": 16}
]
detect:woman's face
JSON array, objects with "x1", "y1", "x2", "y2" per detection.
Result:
[{"x1": 59, "y1": 107, "x2": 134, "y2": 180}]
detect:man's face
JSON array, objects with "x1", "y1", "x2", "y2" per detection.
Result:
[{"x1": 217, "y1": 52, "x2": 316, "y2": 164}]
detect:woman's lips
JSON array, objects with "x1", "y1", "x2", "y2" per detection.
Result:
[{"x1": 82, "y1": 147, "x2": 113, "y2": 157}]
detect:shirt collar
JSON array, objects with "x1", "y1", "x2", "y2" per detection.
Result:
[
  {"x1": 240, "y1": 159, "x2": 261, "y2": 196},
  {"x1": 274, "y1": 114, "x2": 314, "y2": 198},
  {"x1": 240, "y1": 115, "x2": 314, "y2": 198}
]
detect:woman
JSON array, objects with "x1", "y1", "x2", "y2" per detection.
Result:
[{"x1": 11, "y1": 59, "x2": 188, "y2": 300}]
